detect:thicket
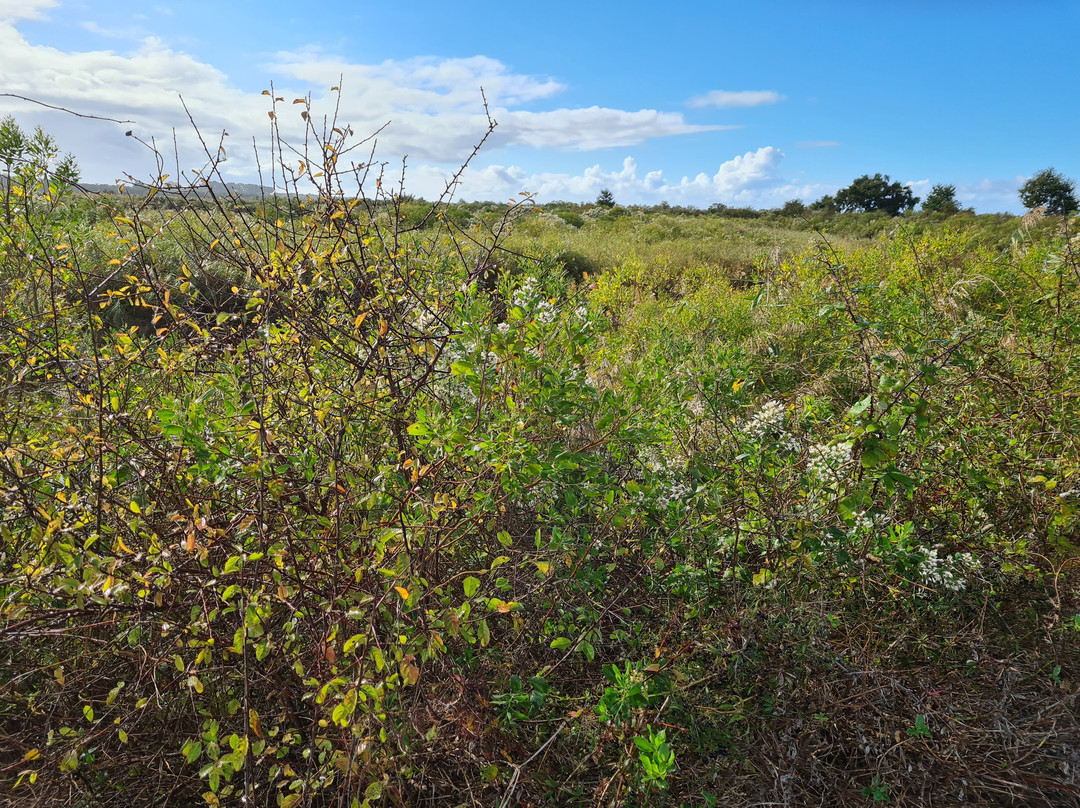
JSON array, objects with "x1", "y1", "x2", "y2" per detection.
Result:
[{"x1": 2, "y1": 103, "x2": 1079, "y2": 807}]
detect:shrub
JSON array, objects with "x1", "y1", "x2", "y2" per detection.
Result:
[{"x1": 1018, "y1": 167, "x2": 1078, "y2": 215}]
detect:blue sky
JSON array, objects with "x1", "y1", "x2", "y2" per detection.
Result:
[{"x1": 1, "y1": 0, "x2": 1076, "y2": 211}]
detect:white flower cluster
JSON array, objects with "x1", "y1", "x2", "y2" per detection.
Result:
[
  {"x1": 917, "y1": 548, "x2": 979, "y2": 596},
  {"x1": 686, "y1": 396, "x2": 707, "y2": 418},
  {"x1": 642, "y1": 446, "x2": 693, "y2": 511},
  {"x1": 743, "y1": 401, "x2": 800, "y2": 451},
  {"x1": 850, "y1": 510, "x2": 883, "y2": 534},
  {"x1": 807, "y1": 440, "x2": 853, "y2": 482},
  {"x1": 656, "y1": 479, "x2": 691, "y2": 510},
  {"x1": 511, "y1": 276, "x2": 558, "y2": 324}
]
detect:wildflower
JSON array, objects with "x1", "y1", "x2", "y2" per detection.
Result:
[
  {"x1": 743, "y1": 400, "x2": 785, "y2": 440},
  {"x1": 807, "y1": 440, "x2": 852, "y2": 481},
  {"x1": 916, "y1": 548, "x2": 979, "y2": 596}
]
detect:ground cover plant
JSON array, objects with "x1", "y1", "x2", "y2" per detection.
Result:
[{"x1": 2, "y1": 104, "x2": 1079, "y2": 807}]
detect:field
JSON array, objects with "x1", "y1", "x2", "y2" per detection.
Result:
[{"x1": 1, "y1": 136, "x2": 1079, "y2": 807}]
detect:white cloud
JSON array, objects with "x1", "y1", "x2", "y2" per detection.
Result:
[
  {"x1": 0, "y1": 0, "x2": 55, "y2": 22},
  {"x1": 79, "y1": 20, "x2": 150, "y2": 41},
  {"x1": 956, "y1": 176, "x2": 1026, "y2": 214},
  {"x1": 0, "y1": 12, "x2": 734, "y2": 184},
  {"x1": 491, "y1": 107, "x2": 732, "y2": 152},
  {"x1": 689, "y1": 90, "x2": 784, "y2": 109},
  {"x1": 401, "y1": 147, "x2": 828, "y2": 209},
  {"x1": 268, "y1": 52, "x2": 566, "y2": 113}
]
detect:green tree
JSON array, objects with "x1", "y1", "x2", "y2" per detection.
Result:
[
  {"x1": 922, "y1": 183, "x2": 960, "y2": 214},
  {"x1": 596, "y1": 188, "x2": 615, "y2": 208},
  {"x1": 835, "y1": 173, "x2": 918, "y2": 216},
  {"x1": 1018, "y1": 167, "x2": 1078, "y2": 215},
  {"x1": 809, "y1": 193, "x2": 838, "y2": 213},
  {"x1": 0, "y1": 116, "x2": 27, "y2": 224},
  {"x1": 0, "y1": 116, "x2": 80, "y2": 223}
]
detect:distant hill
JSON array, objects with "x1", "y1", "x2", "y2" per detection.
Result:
[{"x1": 79, "y1": 181, "x2": 274, "y2": 200}]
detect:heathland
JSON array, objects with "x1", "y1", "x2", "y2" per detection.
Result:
[{"x1": 2, "y1": 120, "x2": 1079, "y2": 807}]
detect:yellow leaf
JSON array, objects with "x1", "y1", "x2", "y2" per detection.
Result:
[
  {"x1": 23, "y1": 749, "x2": 40, "y2": 761},
  {"x1": 394, "y1": 586, "x2": 410, "y2": 601},
  {"x1": 116, "y1": 536, "x2": 135, "y2": 554},
  {"x1": 129, "y1": 501, "x2": 141, "y2": 514}
]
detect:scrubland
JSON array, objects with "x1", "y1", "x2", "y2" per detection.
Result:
[{"x1": 1, "y1": 137, "x2": 1078, "y2": 807}]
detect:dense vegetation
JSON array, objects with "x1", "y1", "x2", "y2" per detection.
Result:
[{"x1": 2, "y1": 113, "x2": 1079, "y2": 808}]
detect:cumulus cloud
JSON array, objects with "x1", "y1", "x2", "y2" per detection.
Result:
[
  {"x1": 400, "y1": 147, "x2": 829, "y2": 209},
  {"x1": 0, "y1": 0, "x2": 56, "y2": 22},
  {"x1": 689, "y1": 90, "x2": 784, "y2": 109},
  {"x1": 0, "y1": 9, "x2": 733, "y2": 185}
]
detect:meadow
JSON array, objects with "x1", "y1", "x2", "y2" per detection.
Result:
[{"x1": 1, "y1": 120, "x2": 1078, "y2": 807}]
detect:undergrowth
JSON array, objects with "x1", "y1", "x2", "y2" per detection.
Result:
[{"x1": 1, "y1": 100, "x2": 1078, "y2": 807}]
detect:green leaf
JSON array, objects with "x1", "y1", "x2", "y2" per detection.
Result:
[
  {"x1": 450, "y1": 361, "x2": 475, "y2": 377},
  {"x1": 550, "y1": 637, "x2": 571, "y2": 649},
  {"x1": 182, "y1": 739, "x2": 203, "y2": 764},
  {"x1": 848, "y1": 395, "x2": 872, "y2": 417},
  {"x1": 59, "y1": 749, "x2": 79, "y2": 773},
  {"x1": 463, "y1": 576, "x2": 480, "y2": 598},
  {"x1": 343, "y1": 633, "x2": 367, "y2": 653}
]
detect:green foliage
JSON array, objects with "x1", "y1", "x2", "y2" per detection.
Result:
[
  {"x1": 0, "y1": 116, "x2": 80, "y2": 224},
  {"x1": 835, "y1": 173, "x2": 919, "y2": 216},
  {"x1": 780, "y1": 198, "x2": 807, "y2": 216},
  {"x1": 809, "y1": 193, "x2": 839, "y2": 213},
  {"x1": 1018, "y1": 167, "x2": 1078, "y2": 214},
  {"x1": 922, "y1": 183, "x2": 959, "y2": 214},
  {"x1": 596, "y1": 188, "x2": 616, "y2": 208},
  {"x1": 634, "y1": 726, "x2": 676, "y2": 791},
  {"x1": 2, "y1": 106, "x2": 1079, "y2": 808}
]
